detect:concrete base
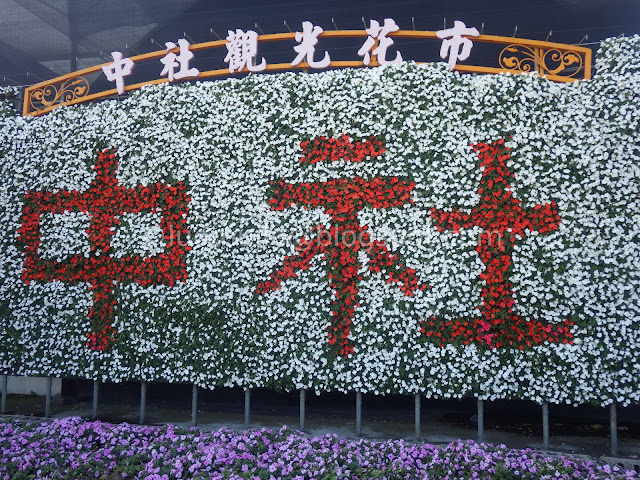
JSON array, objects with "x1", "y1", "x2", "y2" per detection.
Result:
[
  {"x1": 7, "y1": 376, "x2": 61, "y2": 396},
  {"x1": 600, "y1": 456, "x2": 640, "y2": 472}
]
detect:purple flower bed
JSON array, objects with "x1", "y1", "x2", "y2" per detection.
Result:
[{"x1": 0, "y1": 417, "x2": 637, "y2": 479}]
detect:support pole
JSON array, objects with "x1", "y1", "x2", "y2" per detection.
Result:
[
  {"x1": 542, "y1": 402, "x2": 549, "y2": 449},
  {"x1": 139, "y1": 381, "x2": 147, "y2": 424},
  {"x1": 414, "y1": 393, "x2": 421, "y2": 440},
  {"x1": 244, "y1": 388, "x2": 250, "y2": 428},
  {"x1": 1, "y1": 374, "x2": 7, "y2": 414},
  {"x1": 477, "y1": 399, "x2": 484, "y2": 443},
  {"x1": 355, "y1": 391, "x2": 362, "y2": 437},
  {"x1": 610, "y1": 402, "x2": 618, "y2": 455},
  {"x1": 92, "y1": 380, "x2": 99, "y2": 420},
  {"x1": 299, "y1": 388, "x2": 306, "y2": 431},
  {"x1": 45, "y1": 376, "x2": 52, "y2": 418},
  {"x1": 191, "y1": 384, "x2": 198, "y2": 427}
]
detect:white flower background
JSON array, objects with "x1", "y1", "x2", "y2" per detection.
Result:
[{"x1": 0, "y1": 36, "x2": 638, "y2": 406}]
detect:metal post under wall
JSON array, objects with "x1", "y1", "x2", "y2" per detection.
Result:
[
  {"x1": 477, "y1": 399, "x2": 484, "y2": 443},
  {"x1": 610, "y1": 402, "x2": 618, "y2": 455},
  {"x1": 355, "y1": 392, "x2": 362, "y2": 437},
  {"x1": 414, "y1": 394, "x2": 421, "y2": 440},
  {"x1": 244, "y1": 388, "x2": 250, "y2": 428},
  {"x1": 44, "y1": 376, "x2": 52, "y2": 418},
  {"x1": 191, "y1": 384, "x2": 198, "y2": 427},
  {"x1": 299, "y1": 388, "x2": 306, "y2": 431},
  {"x1": 92, "y1": 380, "x2": 99, "y2": 420},
  {"x1": 139, "y1": 381, "x2": 147, "y2": 424},
  {"x1": 542, "y1": 402, "x2": 549, "y2": 450},
  {"x1": 1, "y1": 374, "x2": 7, "y2": 414}
]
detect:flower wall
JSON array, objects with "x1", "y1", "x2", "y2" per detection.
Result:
[{"x1": 0, "y1": 36, "x2": 639, "y2": 406}]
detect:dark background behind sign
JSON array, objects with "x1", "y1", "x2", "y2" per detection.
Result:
[{"x1": 0, "y1": 0, "x2": 638, "y2": 89}]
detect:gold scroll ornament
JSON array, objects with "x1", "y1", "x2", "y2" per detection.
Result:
[{"x1": 499, "y1": 44, "x2": 584, "y2": 78}]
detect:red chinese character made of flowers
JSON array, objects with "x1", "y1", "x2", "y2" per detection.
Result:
[
  {"x1": 18, "y1": 148, "x2": 190, "y2": 351},
  {"x1": 425, "y1": 138, "x2": 573, "y2": 348},
  {"x1": 257, "y1": 135, "x2": 429, "y2": 357}
]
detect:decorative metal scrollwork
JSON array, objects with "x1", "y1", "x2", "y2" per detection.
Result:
[
  {"x1": 29, "y1": 77, "x2": 90, "y2": 113},
  {"x1": 499, "y1": 45, "x2": 584, "y2": 78}
]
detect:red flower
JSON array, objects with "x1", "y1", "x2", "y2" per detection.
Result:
[
  {"x1": 19, "y1": 148, "x2": 191, "y2": 351},
  {"x1": 422, "y1": 139, "x2": 573, "y2": 349},
  {"x1": 259, "y1": 136, "x2": 429, "y2": 358}
]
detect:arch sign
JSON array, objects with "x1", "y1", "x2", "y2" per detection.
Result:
[{"x1": 23, "y1": 18, "x2": 591, "y2": 116}]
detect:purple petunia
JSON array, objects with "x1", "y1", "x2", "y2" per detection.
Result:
[{"x1": 0, "y1": 417, "x2": 637, "y2": 479}]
